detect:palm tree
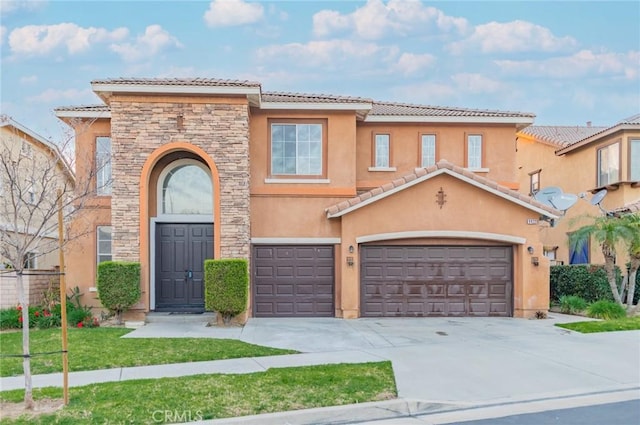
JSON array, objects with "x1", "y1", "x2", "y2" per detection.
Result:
[
  {"x1": 570, "y1": 215, "x2": 637, "y2": 306},
  {"x1": 623, "y1": 213, "x2": 640, "y2": 309}
]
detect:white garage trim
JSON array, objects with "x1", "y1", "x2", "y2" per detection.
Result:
[
  {"x1": 356, "y1": 231, "x2": 526, "y2": 245},
  {"x1": 251, "y1": 237, "x2": 341, "y2": 244}
]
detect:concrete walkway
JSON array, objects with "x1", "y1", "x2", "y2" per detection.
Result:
[{"x1": 1, "y1": 313, "x2": 638, "y2": 424}]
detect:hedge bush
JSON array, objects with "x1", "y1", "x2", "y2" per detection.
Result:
[
  {"x1": 550, "y1": 265, "x2": 621, "y2": 303},
  {"x1": 558, "y1": 295, "x2": 588, "y2": 315},
  {"x1": 204, "y1": 259, "x2": 248, "y2": 323},
  {"x1": 97, "y1": 261, "x2": 141, "y2": 324}
]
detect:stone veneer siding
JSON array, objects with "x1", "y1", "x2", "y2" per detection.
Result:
[{"x1": 109, "y1": 99, "x2": 251, "y2": 261}]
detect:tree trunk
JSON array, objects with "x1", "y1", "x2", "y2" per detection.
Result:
[
  {"x1": 603, "y1": 254, "x2": 623, "y2": 305},
  {"x1": 626, "y1": 257, "x2": 640, "y2": 310},
  {"x1": 16, "y1": 273, "x2": 34, "y2": 409}
]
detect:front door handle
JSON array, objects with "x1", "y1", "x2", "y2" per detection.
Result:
[{"x1": 185, "y1": 270, "x2": 193, "y2": 279}]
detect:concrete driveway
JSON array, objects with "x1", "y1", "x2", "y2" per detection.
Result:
[{"x1": 239, "y1": 314, "x2": 640, "y2": 404}]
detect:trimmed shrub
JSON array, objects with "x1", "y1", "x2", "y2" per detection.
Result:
[
  {"x1": 558, "y1": 295, "x2": 588, "y2": 315},
  {"x1": 550, "y1": 265, "x2": 621, "y2": 303},
  {"x1": 587, "y1": 300, "x2": 627, "y2": 320},
  {"x1": 204, "y1": 259, "x2": 248, "y2": 324},
  {"x1": 97, "y1": 261, "x2": 141, "y2": 324}
]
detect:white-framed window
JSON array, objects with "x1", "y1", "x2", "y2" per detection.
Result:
[
  {"x1": 23, "y1": 252, "x2": 37, "y2": 269},
  {"x1": 158, "y1": 159, "x2": 213, "y2": 216},
  {"x1": 467, "y1": 134, "x2": 483, "y2": 169},
  {"x1": 630, "y1": 139, "x2": 640, "y2": 181},
  {"x1": 374, "y1": 134, "x2": 390, "y2": 168},
  {"x1": 529, "y1": 169, "x2": 541, "y2": 195},
  {"x1": 597, "y1": 142, "x2": 619, "y2": 186},
  {"x1": 96, "y1": 136, "x2": 112, "y2": 195},
  {"x1": 97, "y1": 226, "x2": 112, "y2": 264},
  {"x1": 421, "y1": 134, "x2": 436, "y2": 167},
  {"x1": 20, "y1": 142, "x2": 33, "y2": 158},
  {"x1": 271, "y1": 123, "x2": 323, "y2": 176},
  {"x1": 25, "y1": 178, "x2": 36, "y2": 204}
]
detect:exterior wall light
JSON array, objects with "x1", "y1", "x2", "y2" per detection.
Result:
[
  {"x1": 349, "y1": 245, "x2": 354, "y2": 253},
  {"x1": 527, "y1": 246, "x2": 534, "y2": 254},
  {"x1": 531, "y1": 257, "x2": 539, "y2": 266},
  {"x1": 346, "y1": 256, "x2": 354, "y2": 266}
]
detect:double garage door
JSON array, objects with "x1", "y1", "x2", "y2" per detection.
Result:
[
  {"x1": 252, "y1": 244, "x2": 512, "y2": 318},
  {"x1": 361, "y1": 246, "x2": 513, "y2": 317}
]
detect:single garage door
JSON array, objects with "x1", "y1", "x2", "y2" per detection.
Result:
[
  {"x1": 361, "y1": 246, "x2": 512, "y2": 317},
  {"x1": 253, "y1": 245, "x2": 334, "y2": 317}
]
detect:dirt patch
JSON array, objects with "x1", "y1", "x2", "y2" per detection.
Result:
[{"x1": 0, "y1": 398, "x2": 64, "y2": 420}]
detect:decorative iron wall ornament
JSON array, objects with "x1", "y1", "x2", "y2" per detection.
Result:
[{"x1": 436, "y1": 187, "x2": 447, "y2": 209}]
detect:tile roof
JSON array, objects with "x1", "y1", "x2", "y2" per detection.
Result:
[
  {"x1": 518, "y1": 125, "x2": 608, "y2": 147},
  {"x1": 54, "y1": 104, "x2": 111, "y2": 112},
  {"x1": 325, "y1": 160, "x2": 561, "y2": 218},
  {"x1": 262, "y1": 91, "x2": 372, "y2": 104},
  {"x1": 618, "y1": 113, "x2": 640, "y2": 125},
  {"x1": 610, "y1": 199, "x2": 640, "y2": 215},
  {"x1": 369, "y1": 101, "x2": 535, "y2": 118},
  {"x1": 91, "y1": 77, "x2": 261, "y2": 88}
]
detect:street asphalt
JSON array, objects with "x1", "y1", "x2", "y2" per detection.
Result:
[{"x1": 1, "y1": 312, "x2": 638, "y2": 424}]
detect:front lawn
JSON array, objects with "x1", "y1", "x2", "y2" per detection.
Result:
[
  {"x1": 555, "y1": 316, "x2": 640, "y2": 333},
  {"x1": 0, "y1": 362, "x2": 397, "y2": 424},
  {"x1": 0, "y1": 328, "x2": 296, "y2": 377}
]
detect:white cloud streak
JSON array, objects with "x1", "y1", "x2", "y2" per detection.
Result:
[
  {"x1": 8, "y1": 23, "x2": 128, "y2": 56},
  {"x1": 204, "y1": 0, "x2": 264, "y2": 27},
  {"x1": 26, "y1": 88, "x2": 95, "y2": 104},
  {"x1": 392, "y1": 52, "x2": 436, "y2": 76},
  {"x1": 109, "y1": 25, "x2": 182, "y2": 62}
]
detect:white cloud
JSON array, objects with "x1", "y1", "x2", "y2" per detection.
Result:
[
  {"x1": 110, "y1": 25, "x2": 182, "y2": 62},
  {"x1": 392, "y1": 52, "x2": 436, "y2": 76},
  {"x1": 496, "y1": 49, "x2": 639, "y2": 80},
  {"x1": 312, "y1": 0, "x2": 468, "y2": 39},
  {"x1": 450, "y1": 73, "x2": 508, "y2": 94},
  {"x1": 8, "y1": 23, "x2": 128, "y2": 56},
  {"x1": 0, "y1": 25, "x2": 6, "y2": 45},
  {"x1": 257, "y1": 39, "x2": 390, "y2": 67},
  {"x1": 448, "y1": 20, "x2": 577, "y2": 54},
  {"x1": 204, "y1": 0, "x2": 264, "y2": 27},
  {"x1": 19, "y1": 75, "x2": 37, "y2": 84},
  {"x1": 0, "y1": 0, "x2": 47, "y2": 15},
  {"x1": 26, "y1": 88, "x2": 95, "y2": 104}
]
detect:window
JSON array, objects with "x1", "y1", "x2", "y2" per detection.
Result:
[
  {"x1": 529, "y1": 169, "x2": 541, "y2": 195},
  {"x1": 271, "y1": 123, "x2": 322, "y2": 176},
  {"x1": 421, "y1": 134, "x2": 436, "y2": 167},
  {"x1": 467, "y1": 134, "x2": 483, "y2": 169},
  {"x1": 569, "y1": 233, "x2": 589, "y2": 265},
  {"x1": 25, "y1": 178, "x2": 35, "y2": 204},
  {"x1": 97, "y1": 226, "x2": 112, "y2": 264},
  {"x1": 630, "y1": 139, "x2": 640, "y2": 181},
  {"x1": 96, "y1": 136, "x2": 112, "y2": 195},
  {"x1": 23, "y1": 252, "x2": 37, "y2": 269},
  {"x1": 20, "y1": 142, "x2": 33, "y2": 158},
  {"x1": 160, "y1": 160, "x2": 212, "y2": 215},
  {"x1": 597, "y1": 142, "x2": 619, "y2": 186},
  {"x1": 374, "y1": 134, "x2": 390, "y2": 168}
]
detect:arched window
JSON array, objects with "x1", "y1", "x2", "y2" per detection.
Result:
[{"x1": 158, "y1": 159, "x2": 212, "y2": 216}]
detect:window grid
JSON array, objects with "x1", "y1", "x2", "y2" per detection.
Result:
[
  {"x1": 271, "y1": 124, "x2": 322, "y2": 175},
  {"x1": 23, "y1": 252, "x2": 37, "y2": 269},
  {"x1": 96, "y1": 137, "x2": 112, "y2": 195},
  {"x1": 97, "y1": 226, "x2": 112, "y2": 264},
  {"x1": 421, "y1": 134, "x2": 436, "y2": 167},
  {"x1": 375, "y1": 134, "x2": 390, "y2": 168},
  {"x1": 597, "y1": 143, "x2": 619, "y2": 186},
  {"x1": 529, "y1": 170, "x2": 541, "y2": 195},
  {"x1": 467, "y1": 135, "x2": 482, "y2": 169}
]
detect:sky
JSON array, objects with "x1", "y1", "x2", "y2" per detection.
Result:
[{"x1": 1, "y1": 0, "x2": 639, "y2": 145}]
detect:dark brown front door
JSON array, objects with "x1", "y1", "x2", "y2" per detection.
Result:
[
  {"x1": 252, "y1": 245, "x2": 334, "y2": 317},
  {"x1": 155, "y1": 223, "x2": 214, "y2": 312},
  {"x1": 361, "y1": 246, "x2": 512, "y2": 317}
]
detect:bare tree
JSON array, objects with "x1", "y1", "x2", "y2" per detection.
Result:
[{"x1": 0, "y1": 115, "x2": 100, "y2": 408}]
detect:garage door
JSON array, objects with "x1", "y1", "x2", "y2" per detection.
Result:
[
  {"x1": 253, "y1": 245, "x2": 334, "y2": 317},
  {"x1": 361, "y1": 246, "x2": 512, "y2": 317}
]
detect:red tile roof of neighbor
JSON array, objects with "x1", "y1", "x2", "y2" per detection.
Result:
[
  {"x1": 325, "y1": 160, "x2": 561, "y2": 218},
  {"x1": 611, "y1": 199, "x2": 640, "y2": 215}
]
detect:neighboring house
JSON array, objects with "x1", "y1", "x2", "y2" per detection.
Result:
[
  {"x1": 0, "y1": 115, "x2": 74, "y2": 271},
  {"x1": 55, "y1": 77, "x2": 560, "y2": 320},
  {"x1": 517, "y1": 115, "x2": 640, "y2": 266}
]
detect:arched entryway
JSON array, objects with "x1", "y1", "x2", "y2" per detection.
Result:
[{"x1": 149, "y1": 154, "x2": 215, "y2": 312}]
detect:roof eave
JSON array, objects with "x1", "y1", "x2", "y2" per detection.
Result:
[
  {"x1": 555, "y1": 124, "x2": 638, "y2": 155},
  {"x1": 364, "y1": 115, "x2": 535, "y2": 125},
  {"x1": 54, "y1": 110, "x2": 111, "y2": 119}
]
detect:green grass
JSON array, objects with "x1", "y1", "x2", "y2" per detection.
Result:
[
  {"x1": 556, "y1": 316, "x2": 640, "y2": 333},
  {"x1": 0, "y1": 362, "x2": 397, "y2": 424},
  {"x1": 0, "y1": 328, "x2": 296, "y2": 377}
]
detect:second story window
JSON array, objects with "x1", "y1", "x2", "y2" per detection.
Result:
[
  {"x1": 271, "y1": 123, "x2": 322, "y2": 176},
  {"x1": 467, "y1": 134, "x2": 483, "y2": 169},
  {"x1": 97, "y1": 226, "x2": 112, "y2": 264},
  {"x1": 597, "y1": 142, "x2": 619, "y2": 186},
  {"x1": 421, "y1": 134, "x2": 436, "y2": 167},
  {"x1": 374, "y1": 134, "x2": 390, "y2": 168},
  {"x1": 20, "y1": 142, "x2": 33, "y2": 158},
  {"x1": 630, "y1": 139, "x2": 640, "y2": 181},
  {"x1": 529, "y1": 169, "x2": 541, "y2": 195},
  {"x1": 96, "y1": 136, "x2": 112, "y2": 195}
]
